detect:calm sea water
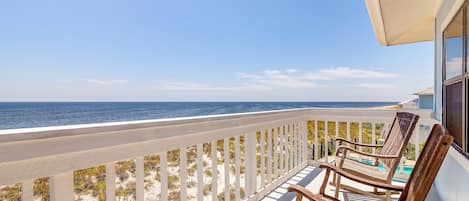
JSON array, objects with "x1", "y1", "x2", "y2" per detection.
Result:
[{"x1": 0, "y1": 102, "x2": 397, "y2": 130}]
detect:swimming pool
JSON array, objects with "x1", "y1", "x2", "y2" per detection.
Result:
[
  {"x1": 335, "y1": 157, "x2": 414, "y2": 182},
  {"x1": 352, "y1": 158, "x2": 413, "y2": 175}
]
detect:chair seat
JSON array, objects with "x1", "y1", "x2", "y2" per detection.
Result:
[{"x1": 335, "y1": 158, "x2": 389, "y2": 182}]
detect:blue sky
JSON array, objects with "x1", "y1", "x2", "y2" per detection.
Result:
[{"x1": 0, "y1": 0, "x2": 433, "y2": 101}]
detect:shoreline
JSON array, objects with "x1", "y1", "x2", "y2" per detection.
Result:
[{"x1": 0, "y1": 102, "x2": 399, "y2": 131}]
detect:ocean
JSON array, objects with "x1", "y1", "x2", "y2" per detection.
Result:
[{"x1": 0, "y1": 102, "x2": 397, "y2": 130}]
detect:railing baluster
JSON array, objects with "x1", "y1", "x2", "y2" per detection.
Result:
[
  {"x1": 21, "y1": 180, "x2": 34, "y2": 201},
  {"x1": 267, "y1": 128, "x2": 273, "y2": 183},
  {"x1": 296, "y1": 122, "x2": 300, "y2": 166},
  {"x1": 372, "y1": 122, "x2": 376, "y2": 153},
  {"x1": 334, "y1": 121, "x2": 339, "y2": 160},
  {"x1": 292, "y1": 123, "x2": 295, "y2": 170},
  {"x1": 50, "y1": 172, "x2": 73, "y2": 201},
  {"x1": 224, "y1": 138, "x2": 230, "y2": 201},
  {"x1": 180, "y1": 148, "x2": 187, "y2": 201},
  {"x1": 302, "y1": 121, "x2": 309, "y2": 163},
  {"x1": 260, "y1": 131, "x2": 265, "y2": 187},
  {"x1": 245, "y1": 132, "x2": 257, "y2": 197},
  {"x1": 136, "y1": 156, "x2": 145, "y2": 201},
  {"x1": 325, "y1": 120, "x2": 329, "y2": 162},
  {"x1": 335, "y1": 121, "x2": 339, "y2": 142},
  {"x1": 283, "y1": 125, "x2": 288, "y2": 173},
  {"x1": 302, "y1": 121, "x2": 307, "y2": 163},
  {"x1": 400, "y1": 157, "x2": 405, "y2": 174},
  {"x1": 314, "y1": 120, "x2": 319, "y2": 160},
  {"x1": 299, "y1": 122, "x2": 303, "y2": 164},
  {"x1": 292, "y1": 123, "x2": 297, "y2": 169},
  {"x1": 161, "y1": 152, "x2": 168, "y2": 201},
  {"x1": 346, "y1": 121, "x2": 351, "y2": 141},
  {"x1": 106, "y1": 163, "x2": 116, "y2": 201},
  {"x1": 196, "y1": 144, "x2": 204, "y2": 201},
  {"x1": 290, "y1": 123, "x2": 296, "y2": 170},
  {"x1": 234, "y1": 136, "x2": 241, "y2": 201},
  {"x1": 358, "y1": 122, "x2": 363, "y2": 152},
  {"x1": 286, "y1": 124, "x2": 293, "y2": 172},
  {"x1": 284, "y1": 125, "x2": 289, "y2": 172},
  {"x1": 298, "y1": 122, "x2": 302, "y2": 165},
  {"x1": 415, "y1": 124, "x2": 421, "y2": 160},
  {"x1": 280, "y1": 126, "x2": 285, "y2": 175},
  {"x1": 298, "y1": 122, "x2": 305, "y2": 165},
  {"x1": 273, "y1": 128, "x2": 279, "y2": 179},
  {"x1": 284, "y1": 125, "x2": 288, "y2": 172},
  {"x1": 211, "y1": 140, "x2": 218, "y2": 201}
]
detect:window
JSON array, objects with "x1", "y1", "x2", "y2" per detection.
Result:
[
  {"x1": 443, "y1": 7, "x2": 468, "y2": 155},
  {"x1": 467, "y1": 80, "x2": 469, "y2": 151},
  {"x1": 446, "y1": 82, "x2": 463, "y2": 147},
  {"x1": 445, "y1": 10, "x2": 463, "y2": 80}
]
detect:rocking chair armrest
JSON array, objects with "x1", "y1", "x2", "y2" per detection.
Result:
[
  {"x1": 318, "y1": 163, "x2": 405, "y2": 192},
  {"x1": 335, "y1": 137, "x2": 384, "y2": 148},
  {"x1": 287, "y1": 185, "x2": 329, "y2": 201},
  {"x1": 336, "y1": 146, "x2": 400, "y2": 159}
]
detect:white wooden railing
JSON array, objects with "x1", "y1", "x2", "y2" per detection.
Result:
[
  {"x1": 0, "y1": 108, "x2": 435, "y2": 201},
  {"x1": 307, "y1": 109, "x2": 436, "y2": 165}
]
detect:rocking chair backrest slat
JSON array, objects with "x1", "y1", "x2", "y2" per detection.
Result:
[
  {"x1": 399, "y1": 124, "x2": 453, "y2": 201},
  {"x1": 379, "y1": 112, "x2": 419, "y2": 170}
]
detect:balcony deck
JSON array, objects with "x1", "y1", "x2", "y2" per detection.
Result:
[
  {"x1": 261, "y1": 165, "x2": 408, "y2": 201},
  {"x1": 0, "y1": 108, "x2": 436, "y2": 201}
]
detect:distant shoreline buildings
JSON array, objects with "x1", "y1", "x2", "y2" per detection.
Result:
[{"x1": 400, "y1": 87, "x2": 434, "y2": 110}]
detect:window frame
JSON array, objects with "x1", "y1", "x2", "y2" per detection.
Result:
[{"x1": 442, "y1": 4, "x2": 469, "y2": 157}]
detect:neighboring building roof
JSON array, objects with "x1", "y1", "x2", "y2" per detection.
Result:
[
  {"x1": 365, "y1": 0, "x2": 443, "y2": 46},
  {"x1": 413, "y1": 88, "x2": 434, "y2": 96}
]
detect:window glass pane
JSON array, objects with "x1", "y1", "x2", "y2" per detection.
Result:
[
  {"x1": 467, "y1": 80, "x2": 469, "y2": 153},
  {"x1": 467, "y1": 6, "x2": 469, "y2": 73},
  {"x1": 446, "y1": 82, "x2": 463, "y2": 147},
  {"x1": 445, "y1": 10, "x2": 463, "y2": 80}
]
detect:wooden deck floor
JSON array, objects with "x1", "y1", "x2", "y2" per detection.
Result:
[{"x1": 260, "y1": 166, "x2": 408, "y2": 201}]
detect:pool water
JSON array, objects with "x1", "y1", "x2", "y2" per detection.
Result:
[{"x1": 354, "y1": 158, "x2": 414, "y2": 175}]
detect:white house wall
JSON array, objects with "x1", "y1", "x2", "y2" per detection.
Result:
[{"x1": 434, "y1": 0, "x2": 469, "y2": 200}]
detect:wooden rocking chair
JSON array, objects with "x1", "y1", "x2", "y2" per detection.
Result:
[
  {"x1": 332, "y1": 112, "x2": 419, "y2": 199},
  {"x1": 288, "y1": 124, "x2": 453, "y2": 201}
]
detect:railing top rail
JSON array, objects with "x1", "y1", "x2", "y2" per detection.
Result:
[
  {"x1": 308, "y1": 107, "x2": 433, "y2": 117},
  {"x1": 0, "y1": 108, "x2": 312, "y2": 143}
]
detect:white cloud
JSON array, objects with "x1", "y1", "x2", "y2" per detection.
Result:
[
  {"x1": 286, "y1": 68, "x2": 300, "y2": 73},
  {"x1": 239, "y1": 70, "x2": 317, "y2": 89},
  {"x1": 238, "y1": 67, "x2": 396, "y2": 88},
  {"x1": 305, "y1": 67, "x2": 398, "y2": 80},
  {"x1": 157, "y1": 67, "x2": 397, "y2": 92},
  {"x1": 353, "y1": 83, "x2": 395, "y2": 89},
  {"x1": 157, "y1": 82, "x2": 269, "y2": 91},
  {"x1": 148, "y1": 67, "x2": 401, "y2": 101},
  {"x1": 85, "y1": 79, "x2": 128, "y2": 85}
]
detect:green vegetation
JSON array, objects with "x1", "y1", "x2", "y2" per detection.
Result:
[
  {"x1": 74, "y1": 166, "x2": 106, "y2": 201},
  {"x1": 0, "y1": 184, "x2": 21, "y2": 201},
  {"x1": 307, "y1": 120, "x2": 385, "y2": 158},
  {"x1": 406, "y1": 142, "x2": 425, "y2": 160},
  {"x1": 34, "y1": 178, "x2": 50, "y2": 201}
]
